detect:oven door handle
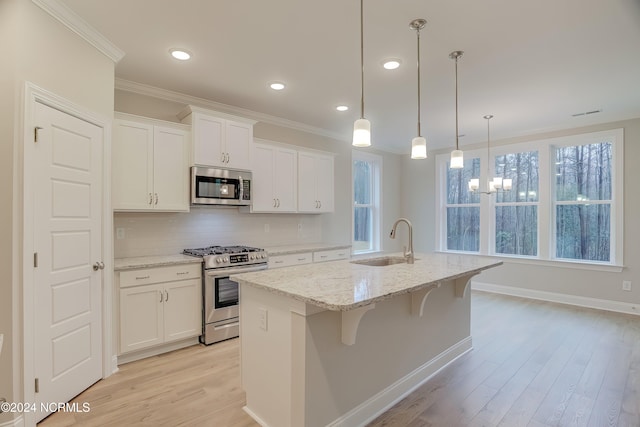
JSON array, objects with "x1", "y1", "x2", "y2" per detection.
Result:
[{"x1": 205, "y1": 264, "x2": 268, "y2": 278}]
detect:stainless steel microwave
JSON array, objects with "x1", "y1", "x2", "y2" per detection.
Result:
[{"x1": 191, "y1": 166, "x2": 252, "y2": 206}]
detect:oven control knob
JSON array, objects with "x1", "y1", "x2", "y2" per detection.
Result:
[
  {"x1": 261, "y1": 253, "x2": 267, "y2": 259},
  {"x1": 224, "y1": 257, "x2": 229, "y2": 263},
  {"x1": 216, "y1": 257, "x2": 223, "y2": 264},
  {"x1": 250, "y1": 254, "x2": 255, "y2": 260}
]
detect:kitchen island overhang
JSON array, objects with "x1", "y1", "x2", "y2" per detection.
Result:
[{"x1": 232, "y1": 252, "x2": 502, "y2": 427}]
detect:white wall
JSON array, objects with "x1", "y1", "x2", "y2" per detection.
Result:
[
  {"x1": 113, "y1": 90, "x2": 403, "y2": 257},
  {"x1": 1, "y1": 0, "x2": 115, "y2": 423},
  {"x1": 402, "y1": 118, "x2": 640, "y2": 306}
]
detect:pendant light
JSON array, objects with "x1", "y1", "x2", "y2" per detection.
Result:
[
  {"x1": 468, "y1": 115, "x2": 512, "y2": 193},
  {"x1": 410, "y1": 19, "x2": 427, "y2": 159},
  {"x1": 449, "y1": 51, "x2": 464, "y2": 168},
  {"x1": 352, "y1": 0, "x2": 371, "y2": 147}
]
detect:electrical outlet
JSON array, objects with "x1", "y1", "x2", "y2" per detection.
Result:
[
  {"x1": 116, "y1": 228, "x2": 125, "y2": 239},
  {"x1": 264, "y1": 224, "x2": 270, "y2": 233},
  {"x1": 622, "y1": 281, "x2": 632, "y2": 291},
  {"x1": 258, "y1": 307, "x2": 268, "y2": 331}
]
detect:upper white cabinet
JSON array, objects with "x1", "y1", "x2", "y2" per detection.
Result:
[
  {"x1": 179, "y1": 105, "x2": 256, "y2": 170},
  {"x1": 251, "y1": 141, "x2": 297, "y2": 212},
  {"x1": 113, "y1": 114, "x2": 190, "y2": 211},
  {"x1": 298, "y1": 151, "x2": 334, "y2": 213}
]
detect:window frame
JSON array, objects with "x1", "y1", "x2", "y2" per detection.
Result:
[
  {"x1": 435, "y1": 128, "x2": 624, "y2": 269},
  {"x1": 352, "y1": 150, "x2": 382, "y2": 254}
]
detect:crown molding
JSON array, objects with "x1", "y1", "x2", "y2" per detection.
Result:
[
  {"x1": 32, "y1": 0, "x2": 125, "y2": 63},
  {"x1": 114, "y1": 78, "x2": 352, "y2": 143}
]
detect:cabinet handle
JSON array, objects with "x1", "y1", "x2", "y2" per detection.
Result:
[
  {"x1": 273, "y1": 198, "x2": 277, "y2": 208},
  {"x1": 319, "y1": 200, "x2": 322, "y2": 209},
  {"x1": 274, "y1": 260, "x2": 284, "y2": 264},
  {"x1": 148, "y1": 193, "x2": 153, "y2": 205},
  {"x1": 297, "y1": 258, "x2": 307, "y2": 261},
  {"x1": 176, "y1": 271, "x2": 189, "y2": 276},
  {"x1": 221, "y1": 152, "x2": 226, "y2": 163},
  {"x1": 276, "y1": 198, "x2": 280, "y2": 207},
  {"x1": 159, "y1": 290, "x2": 163, "y2": 303},
  {"x1": 154, "y1": 193, "x2": 158, "y2": 205},
  {"x1": 320, "y1": 255, "x2": 328, "y2": 259},
  {"x1": 136, "y1": 275, "x2": 150, "y2": 280},
  {"x1": 165, "y1": 290, "x2": 169, "y2": 302}
]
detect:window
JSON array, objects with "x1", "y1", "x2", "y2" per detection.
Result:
[
  {"x1": 554, "y1": 141, "x2": 612, "y2": 262},
  {"x1": 445, "y1": 157, "x2": 480, "y2": 252},
  {"x1": 436, "y1": 128, "x2": 623, "y2": 267},
  {"x1": 495, "y1": 150, "x2": 539, "y2": 256},
  {"x1": 353, "y1": 151, "x2": 381, "y2": 254}
]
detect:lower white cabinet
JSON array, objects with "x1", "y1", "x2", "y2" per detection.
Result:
[
  {"x1": 119, "y1": 264, "x2": 201, "y2": 355},
  {"x1": 312, "y1": 248, "x2": 350, "y2": 263},
  {"x1": 268, "y1": 248, "x2": 350, "y2": 269}
]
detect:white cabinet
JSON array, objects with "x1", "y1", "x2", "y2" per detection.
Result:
[
  {"x1": 268, "y1": 252, "x2": 313, "y2": 269},
  {"x1": 312, "y1": 248, "x2": 350, "y2": 263},
  {"x1": 251, "y1": 142, "x2": 297, "y2": 212},
  {"x1": 118, "y1": 264, "x2": 201, "y2": 355},
  {"x1": 179, "y1": 106, "x2": 255, "y2": 170},
  {"x1": 298, "y1": 151, "x2": 334, "y2": 213},
  {"x1": 113, "y1": 115, "x2": 190, "y2": 211}
]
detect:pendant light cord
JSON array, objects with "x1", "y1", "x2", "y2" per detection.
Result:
[
  {"x1": 454, "y1": 56, "x2": 459, "y2": 150},
  {"x1": 360, "y1": 0, "x2": 365, "y2": 120},
  {"x1": 416, "y1": 25, "x2": 421, "y2": 137}
]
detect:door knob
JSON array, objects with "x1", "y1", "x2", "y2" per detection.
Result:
[{"x1": 93, "y1": 261, "x2": 105, "y2": 271}]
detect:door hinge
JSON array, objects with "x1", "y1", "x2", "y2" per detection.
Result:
[
  {"x1": 35, "y1": 378, "x2": 39, "y2": 393},
  {"x1": 33, "y1": 252, "x2": 38, "y2": 268},
  {"x1": 34, "y1": 126, "x2": 43, "y2": 143}
]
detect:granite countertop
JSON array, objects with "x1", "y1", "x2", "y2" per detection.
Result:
[
  {"x1": 264, "y1": 243, "x2": 351, "y2": 256},
  {"x1": 231, "y1": 252, "x2": 502, "y2": 311},
  {"x1": 114, "y1": 254, "x2": 203, "y2": 271}
]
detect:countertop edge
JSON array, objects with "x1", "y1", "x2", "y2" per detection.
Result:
[
  {"x1": 114, "y1": 255, "x2": 203, "y2": 271},
  {"x1": 234, "y1": 259, "x2": 503, "y2": 311}
]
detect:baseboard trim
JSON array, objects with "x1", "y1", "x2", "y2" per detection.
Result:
[
  {"x1": 327, "y1": 336, "x2": 473, "y2": 427},
  {"x1": 116, "y1": 337, "x2": 199, "y2": 365},
  {"x1": 0, "y1": 415, "x2": 24, "y2": 427},
  {"x1": 242, "y1": 406, "x2": 269, "y2": 427},
  {"x1": 472, "y1": 281, "x2": 640, "y2": 316}
]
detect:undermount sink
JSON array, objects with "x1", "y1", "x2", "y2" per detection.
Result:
[{"x1": 351, "y1": 256, "x2": 411, "y2": 267}]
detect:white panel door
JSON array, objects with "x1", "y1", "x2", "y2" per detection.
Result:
[
  {"x1": 225, "y1": 121, "x2": 252, "y2": 170},
  {"x1": 251, "y1": 143, "x2": 276, "y2": 212},
  {"x1": 112, "y1": 119, "x2": 153, "y2": 210},
  {"x1": 34, "y1": 102, "x2": 103, "y2": 422},
  {"x1": 315, "y1": 154, "x2": 334, "y2": 212},
  {"x1": 153, "y1": 126, "x2": 189, "y2": 211},
  {"x1": 274, "y1": 148, "x2": 297, "y2": 212},
  {"x1": 163, "y1": 279, "x2": 201, "y2": 342},
  {"x1": 193, "y1": 113, "x2": 224, "y2": 167}
]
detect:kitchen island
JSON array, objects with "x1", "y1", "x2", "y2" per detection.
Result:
[{"x1": 231, "y1": 252, "x2": 502, "y2": 427}]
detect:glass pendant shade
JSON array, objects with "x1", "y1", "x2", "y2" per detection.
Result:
[
  {"x1": 450, "y1": 149, "x2": 464, "y2": 168},
  {"x1": 503, "y1": 178, "x2": 513, "y2": 191},
  {"x1": 353, "y1": 118, "x2": 371, "y2": 147},
  {"x1": 493, "y1": 177, "x2": 503, "y2": 189},
  {"x1": 411, "y1": 137, "x2": 427, "y2": 159},
  {"x1": 488, "y1": 180, "x2": 497, "y2": 193},
  {"x1": 468, "y1": 178, "x2": 480, "y2": 191}
]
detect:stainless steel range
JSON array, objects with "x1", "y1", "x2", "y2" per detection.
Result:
[{"x1": 183, "y1": 245, "x2": 268, "y2": 345}]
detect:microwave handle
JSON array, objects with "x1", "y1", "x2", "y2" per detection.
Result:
[{"x1": 239, "y1": 175, "x2": 244, "y2": 201}]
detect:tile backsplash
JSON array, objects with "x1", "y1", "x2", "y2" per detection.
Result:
[{"x1": 114, "y1": 208, "x2": 323, "y2": 258}]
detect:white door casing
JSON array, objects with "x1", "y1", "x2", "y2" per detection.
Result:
[{"x1": 32, "y1": 101, "x2": 104, "y2": 421}]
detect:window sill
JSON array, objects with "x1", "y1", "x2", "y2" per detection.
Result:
[{"x1": 436, "y1": 250, "x2": 624, "y2": 273}]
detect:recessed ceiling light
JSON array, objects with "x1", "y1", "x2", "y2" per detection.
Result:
[
  {"x1": 269, "y1": 82, "x2": 285, "y2": 91},
  {"x1": 336, "y1": 105, "x2": 349, "y2": 112},
  {"x1": 382, "y1": 59, "x2": 401, "y2": 70},
  {"x1": 169, "y1": 49, "x2": 191, "y2": 61}
]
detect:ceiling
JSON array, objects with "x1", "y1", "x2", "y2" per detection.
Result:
[{"x1": 61, "y1": 0, "x2": 640, "y2": 153}]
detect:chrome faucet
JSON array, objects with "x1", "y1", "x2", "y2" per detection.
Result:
[{"x1": 390, "y1": 218, "x2": 414, "y2": 264}]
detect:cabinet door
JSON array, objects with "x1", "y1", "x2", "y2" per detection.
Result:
[
  {"x1": 315, "y1": 154, "x2": 334, "y2": 212},
  {"x1": 274, "y1": 148, "x2": 297, "y2": 212},
  {"x1": 112, "y1": 120, "x2": 154, "y2": 210},
  {"x1": 153, "y1": 126, "x2": 189, "y2": 211},
  {"x1": 163, "y1": 279, "x2": 202, "y2": 342},
  {"x1": 225, "y1": 121, "x2": 252, "y2": 170},
  {"x1": 120, "y1": 284, "x2": 164, "y2": 354},
  {"x1": 297, "y1": 152, "x2": 318, "y2": 212},
  {"x1": 251, "y1": 143, "x2": 276, "y2": 212},
  {"x1": 192, "y1": 113, "x2": 224, "y2": 167}
]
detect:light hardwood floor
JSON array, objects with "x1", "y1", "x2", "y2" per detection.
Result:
[{"x1": 40, "y1": 291, "x2": 640, "y2": 427}]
